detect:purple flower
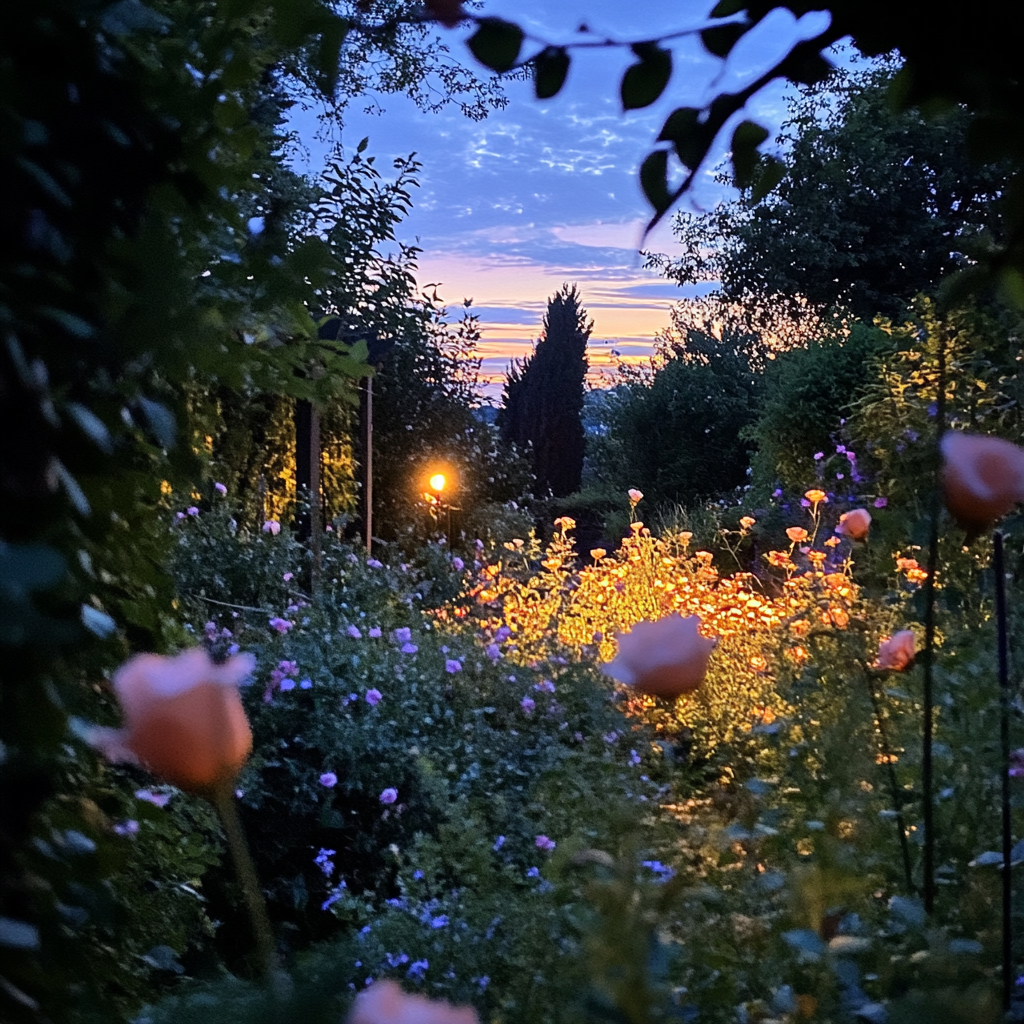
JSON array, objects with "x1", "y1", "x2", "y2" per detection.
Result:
[
  {"x1": 836, "y1": 472, "x2": 844, "y2": 480},
  {"x1": 1010, "y1": 749, "x2": 1024, "y2": 778},
  {"x1": 262, "y1": 520, "x2": 281, "y2": 535},
  {"x1": 283, "y1": 572, "x2": 293, "y2": 582},
  {"x1": 520, "y1": 696, "x2": 535, "y2": 714},
  {"x1": 365, "y1": 688, "x2": 382, "y2": 706},
  {"x1": 412, "y1": 869, "x2": 424, "y2": 880},
  {"x1": 394, "y1": 627, "x2": 412, "y2": 643},
  {"x1": 533, "y1": 679, "x2": 555, "y2": 693},
  {"x1": 772, "y1": 488, "x2": 783, "y2": 498},
  {"x1": 315, "y1": 848, "x2": 336, "y2": 877},
  {"x1": 845, "y1": 450, "x2": 856, "y2": 462},
  {"x1": 429, "y1": 915, "x2": 448, "y2": 929},
  {"x1": 526, "y1": 866, "x2": 540, "y2": 878},
  {"x1": 407, "y1": 959, "x2": 429, "y2": 979},
  {"x1": 452, "y1": 557, "x2": 464, "y2": 572},
  {"x1": 320, "y1": 772, "x2": 338, "y2": 788},
  {"x1": 493, "y1": 835, "x2": 505, "y2": 851},
  {"x1": 629, "y1": 749, "x2": 642, "y2": 766},
  {"x1": 535, "y1": 835, "x2": 556, "y2": 851},
  {"x1": 445, "y1": 659, "x2": 462, "y2": 674},
  {"x1": 279, "y1": 678, "x2": 296, "y2": 691},
  {"x1": 300, "y1": 678, "x2": 312, "y2": 689},
  {"x1": 379, "y1": 787, "x2": 398, "y2": 805},
  {"x1": 214, "y1": 482, "x2": 227, "y2": 495},
  {"x1": 175, "y1": 511, "x2": 186, "y2": 520},
  {"x1": 135, "y1": 788, "x2": 171, "y2": 807},
  {"x1": 602, "y1": 731, "x2": 619, "y2": 744},
  {"x1": 874, "y1": 496, "x2": 888, "y2": 508},
  {"x1": 813, "y1": 452, "x2": 824, "y2": 461},
  {"x1": 800, "y1": 498, "x2": 811, "y2": 507},
  {"x1": 367, "y1": 558, "x2": 383, "y2": 569},
  {"x1": 186, "y1": 506, "x2": 199, "y2": 516},
  {"x1": 114, "y1": 819, "x2": 140, "y2": 837},
  {"x1": 401, "y1": 642, "x2": 418, "y2": 655},
  {"x1": 368, "y1": 627, "x2": 382, "y2": 638},
  {"x1": 347, "y1": 625, "x2": 362, "y2": 639},
  {"x1": 835, "y1": 445, "x2": 846, "y2": 454},
  {"x1": 485, "y1": 643, "x2": 500, "y2": 661},
  {"x1": 268, "y1": 617, "x2": 293, "y2": 634}
]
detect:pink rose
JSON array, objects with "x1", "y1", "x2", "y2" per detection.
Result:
[
  {"x1": 941, "y1": 431, "x2": 1024, "y2": 536},
  {"x1": 875, "y1": 631, "x2": 916, "y2": 672},
  {"x1": 603, "y1": 614, "x2": 714, "y2": 698},
  {"x1": 348, "y1": 980, "x2": 479, "y2": 1024},
  {"x1": 93, "y1": 649, "x2": 255, "y2": 795},
  {"x1": 836, "y1": 508, "x2": 871, "y2": 541}
]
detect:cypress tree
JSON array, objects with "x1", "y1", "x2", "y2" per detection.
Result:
[{"x1": 499, "y1": 284, "x2": 591, "y2": 497}]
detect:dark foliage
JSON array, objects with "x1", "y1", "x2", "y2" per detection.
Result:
[{"x1": 498, "y1": 285, "x2": 591, "y2": 498}]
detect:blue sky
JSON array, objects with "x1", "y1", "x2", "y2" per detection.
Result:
[{"x1": 289, "y1": 1, "x2": 835, "y2": 396}]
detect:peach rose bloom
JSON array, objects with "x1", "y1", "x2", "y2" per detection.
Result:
[
  {"x1": 786, "y1": 527, "x2": 808, "y2": 543},
  {"x1": 836, "y1": 508, "x2": 871, "y2": 541},
  {"x1": 348, "y1": 981, "x2": 479, "y2": 1024},
  {"x1": 941, "y1": 431, "x2": 1024, "y2": 535},
  {"x1": 603, "y1": 614, "x2": 714, "y2": 698},
  {"x1": 96, "y1": 648, "x2": 255, "y2": 795},
  {"x1": 875, "y1": 631, "x2": 916, "y2": 672}
]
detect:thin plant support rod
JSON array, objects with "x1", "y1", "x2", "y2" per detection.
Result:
[
  {"x1": 920, "y1": 332, "x2": 947, "y2": 915},
  {"x1": 994, "y1": 531, "x2": 1012, "y2": 1012},
  {"x1": 865, "y1": 669, "x2": 915, "y2": 894}
]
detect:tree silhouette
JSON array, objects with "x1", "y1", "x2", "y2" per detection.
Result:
[{"x1": 499, "y1": 284, "x2": 591, "y2": 498}]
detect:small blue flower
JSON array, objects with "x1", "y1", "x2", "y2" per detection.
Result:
[
  {"x1": 493, "y1": 835, "x2": 505, "y2": 851},
  {"x1": 526, "y1": 866, "x2": 540, "y2": 878},
  {"x1": 429, "y1": 915, "x2": 448, "y2": 929}
]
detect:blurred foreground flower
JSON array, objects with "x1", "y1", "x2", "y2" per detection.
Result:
[
  {"x1": 941, "y1": 431, "x2": 1024, "y2": 536},
  {"x1": 92, "y1": 649, "x2": 254, "y2": 796},
  {"x1": 628, "y1": 488, "x2": 643, "y2": 505},
  {"x1": 348, "y1": 979, "x2": 479, "y2": 1024},
  {"x1": 875, "y1": 631, "x2": 916, "y2": 672},
  {"x1": 836, "y1": 508, "x2": 871, "y2": 541},
  {"x1": 603, "y1": 614, "x2": 714, "y2": 698}
]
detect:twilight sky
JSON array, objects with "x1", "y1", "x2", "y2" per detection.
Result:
[{"x1": 289, "y1": 1, "x2": 836, "y2": 397}]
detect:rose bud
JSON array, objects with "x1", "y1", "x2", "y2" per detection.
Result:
[
  {"x1": 348, "y1": 980, "x2": 479, "y2": 1024},
  {"x1": 941, "y1": 431, "x2": 1024, "y2": 537},
  {"x1": 835, "y1": 508, "x2": 871, "y2": 541},
  {"x1": 875, "y1": 631, "x2": 916, "y2": 672},
  {"x1": 603, "y1": 613, "x2": 714, "y2": 698},
  {"x1": 93, "y1": 648, "x2": 255, "y2": 796}
]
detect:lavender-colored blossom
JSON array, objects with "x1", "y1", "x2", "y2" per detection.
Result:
[
  {"x1": 813, "y1": 451, "x2": 824, "y2": 461},
  {"x1": 268, "y1": 617, "x2": 293, "y2": 634},
  {"x1": 114, "y1": 820, "x2": 140, "y2": 837},
  {"x1": 407, "y1": 960, "x2": 429, "y2": 979},
  {"x1": 493, "y1": 835, "x2": 506, "y2": 851},
  {"x1": 347, "y1": 624, "x2": 362, "y2": 639},
  {"x1": 485, "y1": 643, "x2": 500, "y2": 661},
  {"x1": 642, "y1": 860, "x2": 675, "y2": 880},
  {"x1": 476, "y1": 976, "x2": 489, "y2": 990},
  {"x1": 445, "y1": 659, "x2": 462, "y2": 674},
  {"x1": 262, "y1": 520, "x2": 281, "y2": 535},
  {"x1": 283, "y1": 571, "x2": 293, "y2": 582},
  {"x1": 368, "y1": 627, "x2": 382, "y2": 638},
  {"x1": 400, "y1": 642, "x2": 418, "y2": 655},
  {"x1": 845, "y1": 450, "x2": 856, "y2": 462},
  {"x1": 526, "y1": 866, "x2": 540, "y2": 878},
  {"x1": 315, "y1": 848, "x2": 336, "y2": 877},
  {"x1": 602, "y1": 731, "x2": 619, "y2": 744},
  {"x1": 214, "y1": 482, "x2": 227, "y2": 495},
  {"x1": 379, "y1": 787, "x2": 398, "y2": 805},
  {"x1": 535, "y1": 835, "x2": 556, "y2": 851},
  {"x1": 772, "y1": 488, "x2": 783, "y2": 498},
  {"x1": 186, "y1": 506, "x2": 199, "y2": 516},
  {"x1": 874, "y1": 496, "x2": 888, "y2": 508},
  {"x1": 520, "y1": 696, "x2": 535, "y2": 714},
  {"x1": 429, "y1": 915, "x2": 448, "y2": 929},
  {"x1": 320, "y1": 772, "x2": 338, "y2": 788},
  {"x1": 365, "y1": 688, "x2": 382, "y2": 706},
  {"x1": 279, "y1": 678, "x2": 296, "y2": 692},
  {"x1": 175, "y1": 511, "x2": 186, "y2": 520},
  {"x1": 367, "y1": 558, "x2": 383, "y2": 569},
  {"x1": 394, "y1": 627, "x2": 412, "y2": 643},
  {"x1": 135, "y1": 788, "x2": 172, "y2": 808},
  {"x1": 629, "y1": 749, "x2": 642, "y2": 766},
  {"x1": 534, "y1": 679, "x2": 555, "y2": 693},
  {"x1": 452, "y1": 556, "x2": 464, "y2": 572},
  {"x1": 300, "y1": 678, "x2": 312, "y2": 689},
  {"x1": 413, "y1": 869, "x2": 424, "y2": 880}
]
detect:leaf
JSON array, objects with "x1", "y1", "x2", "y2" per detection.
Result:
[
  {"x1": 701, "y1": 22, "x2": 746, "y2": 58},
  {"x1": 730, "y1": 120, "x2": 770, "y2": 187},
  {"x1": 658, "y1": 107, "x2": 715, "y2": 172},
  {"x1": 0, "y1": 917, "x2": 40, "y2": 950},
  {"x1": 888, "y1": 894, "x2": 926, "y2": 926},
  {"x1": 81, "y1": 605, "x2": 117, "y2": 638},
  {"x1": 534, "y1": 47, "x2": 570, "y2": 100},
  {"x1": 639, "y1": 150, "x2": 672, "y2": 214},
  {"x1": 66, "y1": 402, "x2": 112, "y2": 453},
  {"x1": 357, "y1": 136, "x2": 369, "y2": 153},
  {"x1": 710, "y1": 0, "x2": 747, "y2": 16},
  {"x1": 137, "y1": 396, "x2": 176, "y2": 449},
  {"x1": 788, "y1": 51, "x2": 833, "y2": 86},
  {"x1": 781, "y1": 928, "x2": 826, "y2": 959},
  {"x1": 0, "y1": 544, "x2": 67, "y2": 598},
  {"x1": 467, "y1": 18, "x2": 524, "y2": 74},
  {"x1": 750, "y1": 154, "x2": 786, "y2": 203},
  {"x1": 314, "y1": 16, "x2": 349, "y2": 96},
  {"x1": 621, "y1": 44, "x2": 672, "y2": 110}
]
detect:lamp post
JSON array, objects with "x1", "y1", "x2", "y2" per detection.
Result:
[{"x1": 428, "y1": 472, "x2": 450, "y2": 541}]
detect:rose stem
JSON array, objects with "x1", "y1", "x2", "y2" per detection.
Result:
[
  {"x1": 212, "y1": 783, "x2": 275, "y2": 981},
  {"x1": 994, "y1": 530, "x2": 1012, "y2": 1012},
  {"x1": 864, "y1": 667, "x2": 914, "y2": 893},
  {"x1": 920, "y1": 328, "x2": 946, "y2": 915}
]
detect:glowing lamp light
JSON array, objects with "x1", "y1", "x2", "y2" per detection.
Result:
[{"x1": 429, "y1": 473, "x2": 447, "y2": 493}]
